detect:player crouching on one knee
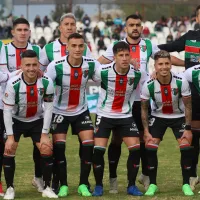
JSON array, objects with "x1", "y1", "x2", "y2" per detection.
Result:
[
  {"x1": 3, "y1": 50, "x2": 57, "y2": 199},
  {"x1": 141, "y1": 50, "x2": 193, "y2": 196}
]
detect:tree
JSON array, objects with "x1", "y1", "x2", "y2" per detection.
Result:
[
  {"x1": 51, "y1": 4, "x2": 71, "y2": 22},
  {"x1": 74, "y1": 6, "x2": 84, "y2": 21}
]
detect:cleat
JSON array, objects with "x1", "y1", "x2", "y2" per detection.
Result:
[
  {"x1": 58, "y1": 185, "x2": 69, "y2": 197},
  {"x1": 189, "y1": 176, "x2": 199, "y2": 191},
  {"x1": 127, "y1": 185, "x2": 143, "y2": 196},
  {"x1": 0, "y1": 181, "x2": 4, "y2": 196},
  {"x1": 109, "y1": 177, "x2": 118, "y2": 194},
  {"x1": 138, "y1": 173, "x2": 150, "y2": 191},
  {"x1": 32, "y1": 177, "x2": 44, "y2": 192},
  {"x1": 182, "y1": 184, "x2": 194, "y2": 196},
  {"x1": 42, "y1": 186, "x2": 58, "y2": 198},
  {"x1": 145, "y1": 184, "x2": 158, "y2": 196},
  {"x1": 3, "y1": 187, "x2": 15, "y2": 200},
  {"x1": 78, "y1": 184, "x2": 92, "y2": 197},
  {"x1": 92, "y1": 185, "x2": 103, "y2": 196}
]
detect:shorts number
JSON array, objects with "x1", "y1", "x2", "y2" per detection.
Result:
[
  {"x1": 96, "y1": 115, "x2": 102, "y2": 126},
  {"x1": 149, "y1": 118, "x2": 155, "y2": 127},
  {"x1": 53, "y1": 115, "x2": 64, "y2": 123}
]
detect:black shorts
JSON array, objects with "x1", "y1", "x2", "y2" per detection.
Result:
[
  {"x1": 94, "y1": 115, "x2": 139, "y2": 138},
  {"x1": 149, "y1": 116, "x2": 185, "y2": 140},
  {"x1": 50, "y1": 110, "x2": 94, "y2": 135},
  {"x1": 0, "y1": 109, "x2": 5, "y2": 140},
  {"x1": 13, "y1": 118, "x2": 43, "y2": 143}
]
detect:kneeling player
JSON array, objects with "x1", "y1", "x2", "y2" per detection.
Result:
[
  {"x1": 141, "y1": 50, "x2": 193, "y2": 196},
  {"x1": 92, "y1": 41, "x2": 147, "y2": 196},
  {"x1": 2, "y1": 50, "x2": 57, "y2": 199}
]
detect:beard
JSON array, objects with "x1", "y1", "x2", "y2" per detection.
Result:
[{"x1": 128, "y1": 32, "x2": 141, "y2": 40}]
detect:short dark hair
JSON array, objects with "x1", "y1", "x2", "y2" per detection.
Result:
[
  {"x1": 68, "y1": 33, "x2": 84, "y2": 41},
  {"x1": 195, "y1": 5, "x2": 200, "y2": 17},
  {"x1": 21, "y1": 50, "x2": 37, "y2": 59},
  {"x1": 125, "y1": 14, "x2": 142, "y2": 22},
  {"x1": 13, "y1": 18, "x2": 30, "y2": 29},
  {"x1": 113, "y1": 41, "x2": 130, "y2": 55},
  {"x1": 154, "y1": 50, "x2": 171, "y2": 61}
]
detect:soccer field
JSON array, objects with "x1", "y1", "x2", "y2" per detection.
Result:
[{"x1": 8, "y1": 123, "x2": 200, "y2": 200}]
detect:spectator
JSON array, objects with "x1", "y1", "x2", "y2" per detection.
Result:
[
  {"x1": 101, "y1": 25, "x2": 111, "y2": 39},
  {"x1": 93, "y1": 25, "x2": 101, "y2": 40},
  {"x1": 105, "y1": 14, "x2": 114, "y2": 27},
  {"x1": 97, "y1": 36, "x2": 106, "y2": 52},
  {"x1": 114, "y1": 14, "x2": 123, "y2": 27},
  {"x1": 82, "y1": 14, "x2": 91, "y2": 33},
  {"x1": 43, "y1": 15, "x2": 50, "y2": 27},
  {"x1": 7, "y1": 14, "x2": 13, "y2": 38},
  {"x1": 38, "y1": 36, "x2": 46, "y2": 48},
  {"x1": 53, "y1": 25, "x2": 60, "y2": 40},
  {"x1": 34, "y1": 15, "x2": 42, "y2": 27},
  {"x1": 166, "y1": 34, "x2": 173, "y2": 43},
  {"x1": 142, "y1": 27, "x2": 150, "y2": 38},
  {"x1": 112, "y1": 28, "x2": 120, "y2": 40}
]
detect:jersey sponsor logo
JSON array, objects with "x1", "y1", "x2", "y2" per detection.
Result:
[
  {"x1": 108, "y1": 79, "x2": 115, "y2": 82},
  {"x1": 83, "y1": 69, "x2": 89, "y2": 78},
  {"x1": 74, "y1": 70, "x2": 79, "y2": 79},
  {"x1": 81, "y1": 120, "x2": 92, "y2": 124},
  {"x1": 190, "y1": 55, "x2": 200, "y2": 63},
  {"x1": 128, "y1": 78, "x2": 134, "y2": 85},
  {"x1": 140, "y1": 45, "x2": 147, "y2": 52},
  {"x1": 8, "y1": 54, "x2": 15, "y2": 57},
  {"x1": 53, "y1": 50, "x2": 60, "y2": 53}
]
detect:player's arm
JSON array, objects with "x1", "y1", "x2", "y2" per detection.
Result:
[
  {"x1": 39, "y1": 45, "x2": 50, "y2": 70},
  {"x1": 91, "y1": 62, "x2": 102, "y2": 82},
  {"x1": 44, "y1": 60, "x2": 56, "y2": 82},
  {"x1": 97, "y1": 43, "x2": 114, "y2": 64},
  {"x1": 85, "y1": 44, "x2": 93, "y2": 58},
  {"x1": 3, "y1": 82, "x2": 16, "y2": 154},
  {"x1": 97, "y1": 56, "x2": 112, "y2": 64}
]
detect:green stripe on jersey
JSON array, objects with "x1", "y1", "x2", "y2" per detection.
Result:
[
  {"x1": 148, "y1": 81, "x2": 155, "y2": 100},
  {"x1": 32, "y1": 45, "x2": 40, "y2": 59},
  {"x1": 101, "y1": 70, "x2": 109, "y2": 107},
  {"x1": 0, "y1": 41, "x2": 3, "y2": 50},
  {"x1": 13, "y1": 82, "x2": 21, "y2": 115},
  {"x1": 83, "y1": 44, "x2": 87, "y2": 56},
  {"x1": 192, "y1": 70, "x2": 200, "y2": 93},
  {"x1": 133, "y1": 71, "x2": 141, "y2": 89},
  {"x1": 42, "y1": 78, "x2": 49, "y2": 94},
  {"x1": 144, "y1": 39, "x2": 152, "y2": 62},
  {"x1": 5, "y1": 45, "x2": 9, "y2": 68},
  {"x1": 185, "y1": 52, "x2": 199, "y2": 59},
  {"x1": 45, "y1": 42, "x2": 54, "y2": 62},
  {"x1": 88, "y1": 62, "x2": 95, "y2": 78},
  {"x1": 185, "y1": 40, "x2": 200, "y2": 48},
  {"x1": 55, "y1": 63, "x2": 63, "y2": 105},
  {"x1": 176, "y1": 79, "x2": 182, "y2": 97}
]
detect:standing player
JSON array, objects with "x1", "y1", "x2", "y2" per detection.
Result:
[
  {"x1": 2, "y1": 18, "x2": 44, "y2": 192},
  {"x1": 40, "y1": 13, "x2": 92, "y2": 67},
  {"x1": 92, "y1": 41, "x2": 147, "y2": 196},
  {"x1": 2, "y1": 50, "x2": 57, "y2": 199},
  {"x1": 98, "y1": 14, "x2": 185, "y2": 193},
  {"x1": 45, "y1": 33, "x2": 97, "y2": 197},
  {"x1": 141, "y1": 50, "x2": 193, "y2": 196},
  {"x1": 158, "y1": 5, "x2": 200, "y2": 190}
]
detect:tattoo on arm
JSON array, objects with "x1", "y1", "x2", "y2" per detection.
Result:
[
  {"x1": 141, "y1": 100, "x2": 149, "y2": 131},
  {"x1": 183, "y1": 96, "x2": 192, "y2": 125}
]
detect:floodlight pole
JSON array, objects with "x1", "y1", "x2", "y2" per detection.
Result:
[{"x1": 26, "y1": 0, "x2": 29, "y2": 20}]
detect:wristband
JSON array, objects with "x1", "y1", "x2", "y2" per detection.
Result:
[{"x1": 185, "y1": 125, "x2": 191, "y2": 130}]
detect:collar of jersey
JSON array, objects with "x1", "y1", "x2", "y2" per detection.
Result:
[
  {"x1": 11, "y1": 42, "x2": 28, "y2": 49},
  {"x1": 156, "y1": 72, "x2": 172, "y2": 85},
  {"x1": 113, "y1": 63, "x2": 130, "y2": 76},
  {"x1": 22, "y1": 73, "x2": 37, "y2": 86},
  {"x1": 58, "y1": 38, "x2": 66, "y2": 46},
  {"x1": 125, "y1": 37, "x2": 141, "y2": 45},
  {"x1": 66, "y1": 55, "x2": 83, "y2": 68}
]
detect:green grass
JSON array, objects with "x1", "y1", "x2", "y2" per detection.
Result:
[{"x1": 3, "y1": 119, "x2": 200, "y2": 199}]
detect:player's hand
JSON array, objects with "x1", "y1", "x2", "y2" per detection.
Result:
[
  {"x1": 143, "y1": 132, "x2": 154, "y2": 144},
  {"x1": 181, "y1": 130, "x2": 193, "y2": 145},
  {"x1": 130, "y1": 58, "x2": 140, "y2": 69},
  {"x1": 40, "y1": 133, "x2": 53, "y2": 150},
  {"x1": 16, "y1": 69, "x2": 22, "y2": 75},
  {"x1": 150, "y1": 70, "x2": 157, "y2": 79},
  {"x1": 5, "y1": 135, "x2": 15, "y2": 155}
]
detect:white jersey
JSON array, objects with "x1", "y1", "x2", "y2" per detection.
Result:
[
  {"x1": 103, "y1": 38, "x2": 159, "y2": 101},
  {"x1": 40, "y1": 39, "x2": 92, "y2": 66},
  {"x1": 93, "y1": 62, "x2": 147, "y2": 118},
  {"x1": 45, "y1": 56, "x2": 100, "y2": 116},
  {"x1": 5, "y1": 42, "x2": 42, "y2": 72},
  {"x1": 3, "y1": 74, "x2": 54, "y2": 122},
  {"x1": 141, "y1": 73, "x2": 191, "y2": 118}
]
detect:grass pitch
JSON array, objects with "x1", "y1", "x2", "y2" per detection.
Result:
[{"x1": 4, "y1": 124, "x2": 199, "y2": 199}]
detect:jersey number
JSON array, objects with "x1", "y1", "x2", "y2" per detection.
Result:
[
  {"x1": 53, "y1": 115, "x2": 64, "y2": 123},
  {"x1": 96, "y1": 115, "x2": 102, "y2": 126}
]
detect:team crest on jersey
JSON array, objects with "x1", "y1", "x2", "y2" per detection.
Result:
[
  {"x1": 128, "y1": 78, "x2": 134, "y2": 85},
  {"x1": 131, "y1": 46, "x2": 136, "y2": 52},
  {"x1": 30, "y1": 87, "x2": 34, "y2": 96},
  {"x1": 119, "y1": 77, "x2": 124, "y2": 85},
  {"x1": 164, "y1": 87, "x2": 168, "y2": 96},
  {"x1": 83, "y1": 70, "x2": 89, "y2": 78},
  {"x1": 140, "y1": 45, "x2": 146, "y2": 52},
  {"x1": 74, "y1": 70, "x2": 79, "y2": 79},
  {"x1": 172, "y1": 88, "x2": 178, "y2": 96}
]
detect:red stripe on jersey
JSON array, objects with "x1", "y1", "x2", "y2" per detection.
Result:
[
  {"x1": 68, "y1": 67, "x2": 82, "y2": 110},
  {"x1": 160, "y1": 85, "x2": 173, "y2": 114},
  {"x1": 16, "y1": 48, "x2": 26, "y2": 69},
  {"x1": 111, "y1": 75, "x2": 127, "y2": 112},
  {"x1": 130, "y1": 45, "x2": 140, "y2": 68},
  {"x1": 61, "y1": 45, "x2": 66, "y2": 57},
  {"x1": 185, "y1": 45, "x2": 200, "y2": 54},
  {"x1": 26, "y1": 85, "x2": 38, "y2": 117}
]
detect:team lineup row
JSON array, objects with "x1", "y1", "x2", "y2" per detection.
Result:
[{"x1": 0, "y1": 7, "x2": 200, "y2": 199}]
